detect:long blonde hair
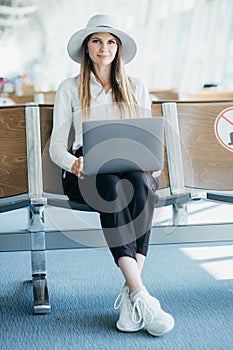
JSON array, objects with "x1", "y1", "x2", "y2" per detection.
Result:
[{"x1": 79, "y1": 33, "x2": 139, "y2": 119}]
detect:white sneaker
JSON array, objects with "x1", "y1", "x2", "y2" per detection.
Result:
[
  {"x1": 130, "y1": 289, "x2": 174, "y2": 336},
  {"x1": 114, "y1": 286, "x2": 145, "y2": 332}
]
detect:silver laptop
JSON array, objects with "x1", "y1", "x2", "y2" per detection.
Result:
[{"x1": 82, "y1": 117, "x2": 164, "y2": 175}]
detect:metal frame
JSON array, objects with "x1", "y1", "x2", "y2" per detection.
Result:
[
  {"x1": 25, "y1": 103, "x2": 50, "y2": 314},
  {"x1": 162, "y1": 102, "x2": 188, "y2": 226},
  {"x1": 0, "y1": 193, "x2": 30, "y2": 213},
  {"x1": 1, "y1": 221, "x2": 233, "y2": 252},
  {"x1": 207, "y1": 193, "x2": 233, "y2": 204}
]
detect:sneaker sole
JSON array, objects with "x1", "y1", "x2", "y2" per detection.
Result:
[
  {"x1": 116, "y1": 321, "x2": 145, "y2": 333},
  {"x1": 147, "y1": 319, "x2": 175, "y2": 337}
]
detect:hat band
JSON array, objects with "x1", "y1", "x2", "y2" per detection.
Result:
[{"x1": 96, "y1": 25, "x2": 112, "y2": 28}]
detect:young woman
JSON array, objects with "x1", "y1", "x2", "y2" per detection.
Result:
[{"x1": 50, "y1": 14, "x2": 174, "y2": 337}]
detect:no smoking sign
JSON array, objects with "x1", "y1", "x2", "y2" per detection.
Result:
[{"x1": 214, "y1": 107, "x2": 233, "y2": 152}]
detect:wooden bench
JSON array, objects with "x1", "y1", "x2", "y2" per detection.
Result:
[
  {"x1": 0, "y1": 104, "x2": 50, "y2": 314},
  {"x1": 0, "y1": 102, "x2": 188, "y2": 313},
  {"x1": 151, "y1": 101, "x2": 233, "y2": 245},
  {"x1": 7, "y1": 91, "x2": 56, "y2": 105},
  {"x1": 176, "y1": 101, "x2": 233, "y2": 202},
  {"x1": 182, "y1": 90, "x2": 233, "y2": 101},
  {"x1": 38, "y1": 103, "x2": 190, "y2": 312},
  {"x1": 40, "y1": 103, "x2": 189, "y2": 216},
  {"x1": 2, "y1": 101, "x2": 232, "y2": 316},
  {"x1": 8, "y1": 94, "x2": 35, "y2": 104},
  {"x1": 0, "y1": 105, "x2": 29, "y2": 211},
  {"x1": 149, "y1": 89, "x2": 179, "y2": 101}
]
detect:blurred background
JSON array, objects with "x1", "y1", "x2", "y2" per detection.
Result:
[{"x1": 0, "y1": 0, "x2": 233, "y2": 102}]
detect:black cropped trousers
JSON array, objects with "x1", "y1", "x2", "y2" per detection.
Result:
[{"x1": 62, "y1": 148, "x2": 159, "y2": 265}]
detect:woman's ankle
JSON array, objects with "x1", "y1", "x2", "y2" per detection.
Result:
[{"x1": 128, "y1": 284, "x2": 145, "y2": 294}]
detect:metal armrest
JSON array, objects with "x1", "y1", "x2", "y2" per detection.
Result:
[
  {"x1": 207, "y1": 193, "x2": 233, "y2": 204},
  {"x1": 156, "y1": 192, "x2": 191, "y2": 208},
  {"x1": 0, "y1": 194, "x2": 30, "y2": 213}
]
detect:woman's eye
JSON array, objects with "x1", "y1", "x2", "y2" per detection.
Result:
[
  {"x1": 92, "y1": 39, "x2": 100, "y2": 43},
  {"x1": 109, "y1": 40, "x2": 116, "y2": 44}
]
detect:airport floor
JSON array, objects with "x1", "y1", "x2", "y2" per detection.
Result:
[
  {"x1": 0, "y1": 199, "x2": 232, "y2": 350},
  {"x1": 1, "y1": 241, "x2": 233, "y2": 350}
]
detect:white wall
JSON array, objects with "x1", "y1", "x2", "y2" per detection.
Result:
[{"x1": 0, "y1": 0, "x2": 233, "y2": 92}]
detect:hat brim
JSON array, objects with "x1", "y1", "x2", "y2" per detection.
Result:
[{"x1": 67, "y1": 27, "x2": 137, "y2": 64}]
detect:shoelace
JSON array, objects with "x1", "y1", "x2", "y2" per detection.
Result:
[
  {"x1": 114, "y1": 288, "x2": 128, "y2": 310},
  {"x1": 132, "y1": 298, "x2": 154, "y2": 324}
]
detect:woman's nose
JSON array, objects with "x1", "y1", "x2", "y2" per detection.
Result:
[{"x1": 100, "y1": 42, "x2": 107, "y2": 50}]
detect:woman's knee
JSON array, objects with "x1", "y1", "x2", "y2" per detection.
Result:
[
  {"x1": 123, "y1": 171, "x2": 158, "y2": 196},
  {"x1": 96, "y1": 173, "x2": 121, "y2": 201}
]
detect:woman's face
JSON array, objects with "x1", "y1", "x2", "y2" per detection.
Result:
[{"x1": 87, "y1": 32, "x2": 118, "y2": 68}]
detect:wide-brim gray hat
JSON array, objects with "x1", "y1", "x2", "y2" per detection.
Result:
[{"x1": 67, "y1": 14, "x2": 137, "y2": 64}]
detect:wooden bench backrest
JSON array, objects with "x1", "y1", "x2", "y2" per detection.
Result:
[
  {"x1": 176, "y1": 101, "x2": 233, "y2": 190},
  {"x1": 0, "y1": 105, "x2": 28, "y2": 198},
  {"x1": 40, "y1": 105, "x2": 64, "y2": 194}
]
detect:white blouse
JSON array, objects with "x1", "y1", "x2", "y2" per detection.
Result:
[{"x1": 49, "y1": 73, "x2": 152, "y2": 172}]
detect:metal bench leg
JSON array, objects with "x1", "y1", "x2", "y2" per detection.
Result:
[
  {"x1": 173, "y1": 203, "x2": 188, "y2": 226},
  {"x1": 162, "y1": 102, "x2": 189, "y2": 228},
  {"x1": 30, "y1": 204, "x2": 51, "y2": 314}
]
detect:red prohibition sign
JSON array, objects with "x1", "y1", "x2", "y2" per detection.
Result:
[{"x1": 214, "y1": 107, "x2": 233, "y2": 152}]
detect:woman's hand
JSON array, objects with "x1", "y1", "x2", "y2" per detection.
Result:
[{"x1": 71, "y1": 156, "x2": 84, "y2": 178}]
